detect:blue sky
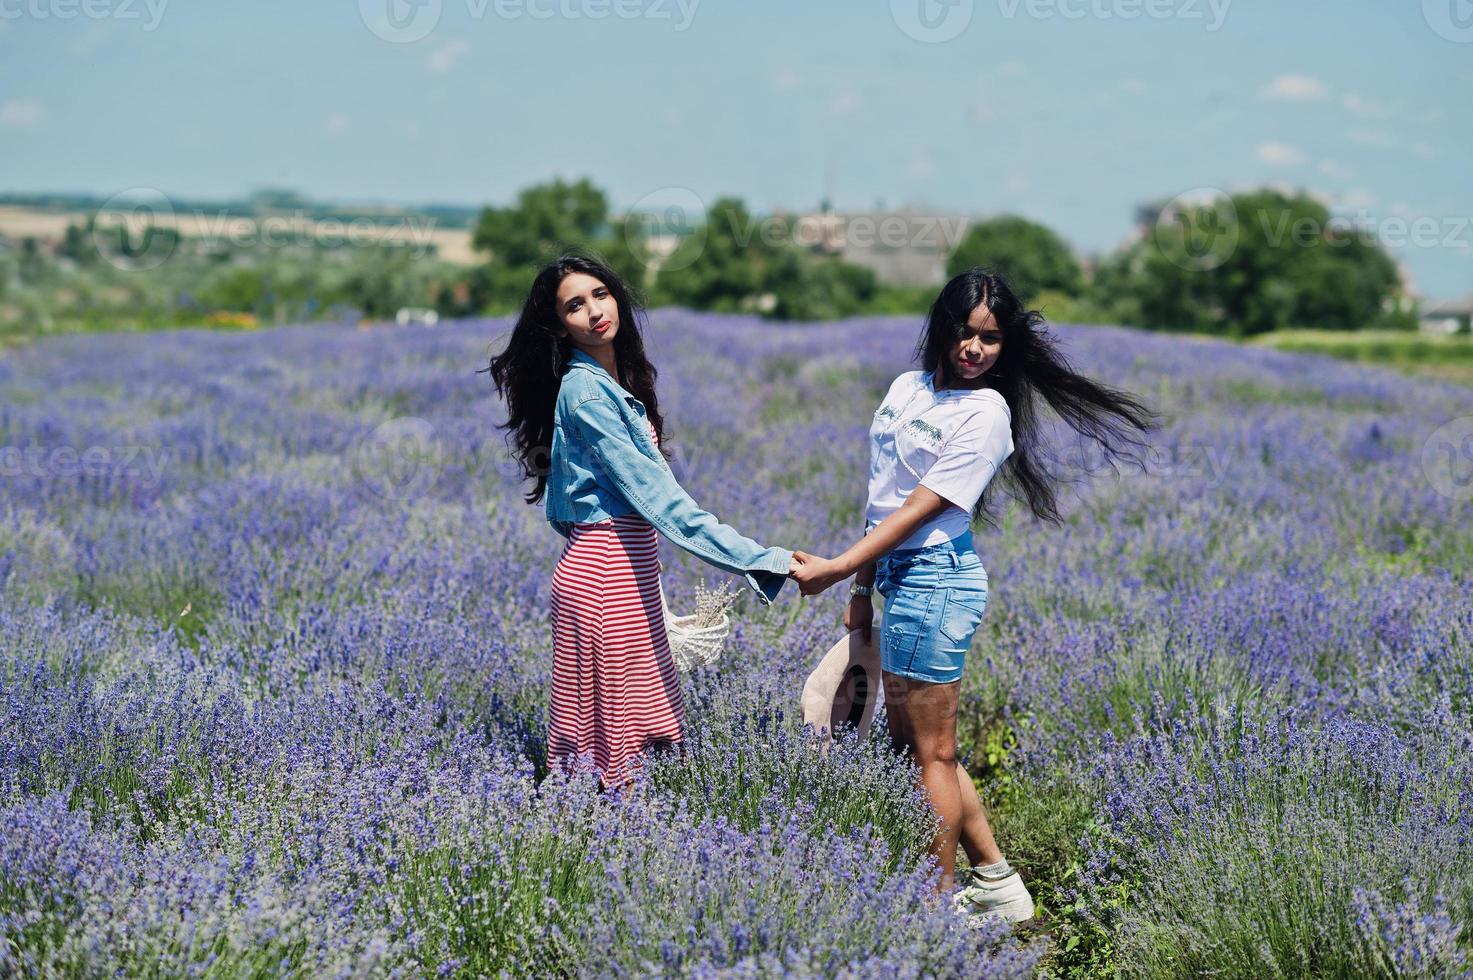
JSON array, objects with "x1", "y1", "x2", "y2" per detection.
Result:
[{"x1": 2, "y1": 0, "x2": 1470, "y2": 300}]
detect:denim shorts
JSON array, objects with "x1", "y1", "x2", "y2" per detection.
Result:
[{"x1": 876, "y1": 532, "x2": 989, "y2": 684}]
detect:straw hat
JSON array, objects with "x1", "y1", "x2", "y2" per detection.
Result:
[{"x1": 801, "y1": 628, "x2": 883, "y2": 745}]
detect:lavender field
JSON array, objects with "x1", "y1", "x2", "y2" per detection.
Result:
[{"x1": 1, "y1": 311, "x2": 1471, "y2": 978}]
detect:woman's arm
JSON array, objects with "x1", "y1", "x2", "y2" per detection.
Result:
[
  {"x1": 569, "y1": 391, "x2": 795, "y2": 604},
  {"x1": 844, "y1": 534, "x2": 880, "y2": 641},
  {"x1": 792, "y1": 486, "x2": 952, "y2": 596}
]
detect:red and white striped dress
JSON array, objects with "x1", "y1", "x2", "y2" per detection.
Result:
[{"x1": 547, "y1": 421, "x2": 684, "y2": 788}]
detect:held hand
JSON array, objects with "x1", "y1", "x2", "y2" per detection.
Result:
[
  {"x1": 790, "y1": 550, "x2": 849, "y2": 597},
  {"x1": 844, "y1": 595, "x2": 873, "y2": 643}
]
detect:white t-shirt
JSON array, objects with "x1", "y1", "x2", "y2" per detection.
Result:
[{"x1": 864, "y1": 370, "x2": 1014, "y2": 550}]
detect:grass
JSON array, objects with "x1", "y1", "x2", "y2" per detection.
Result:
[{"x1": 1248, "y1": 329, "x2": 1473, "y2": 384}]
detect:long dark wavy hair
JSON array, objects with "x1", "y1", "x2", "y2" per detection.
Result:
[
  {"x1": 916, "y1": 267, "x2": 1159, "y2": 526},
  {"x1": 482, "y1": 253, "x2": 667, "y2": 504}
]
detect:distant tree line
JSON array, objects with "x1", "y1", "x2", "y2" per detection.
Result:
[
  {"x1": 454, "y1": 178, "x2": 1417, "y2": 335},
  {"x1": 0, "y1": 178, "x2": 1425, "y2": 339}
]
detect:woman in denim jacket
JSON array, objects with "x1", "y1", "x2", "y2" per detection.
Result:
[
  {"x1": 488, "y1": 254, "x2": 800, "y2": 789},
  {"x1": 793, "y1": 268, "x2": 1157, "y2": 921}
]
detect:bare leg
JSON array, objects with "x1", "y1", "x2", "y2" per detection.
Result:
[
  {"x1": 883, "y1": 670, "x2": 967, "y2": 892},
  {"x1": 954, "y1": 761, "x2": 1004, "y2": 868}
]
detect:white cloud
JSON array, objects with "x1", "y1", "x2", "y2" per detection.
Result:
[
  {"x1": 1118, "y1": 79, "x2": 1147, "y2": 95},
  {"x1": 426, "y1": 39, "x2": 470, "y2": 74},
  {"x1": 909, "y1": 148, "x2": 936, "y2": 180},
  {"x1": 1333, "y1": 188, "x2": 1380, "y2": 210},
  {"x1": 1414, "y1": 107, "x2": 1445, "y2": 125},
  {"x1": 1319, "y1": 159, "x2": 1355, "y2": 180},
  {"x1": 1342, "y1": 92, "x2": 1394, "y2": 118},
  {"x1": 324, "y1": 114, "x2": 350, "y2": 136},
  {"x1": 1261, "y1": 74, "x2": 1329, "y2": 101},
  {"x1": 771, "y1": 67, "x2": 801, "y2": 93},
  {"x1": 0, "y1": 99, "x2": 43, "y2": 126},
  {"x1": 830, "y1": 90, "x2": 863, "y2": 116},
  {"x1": 997, "y1": 62, "x2": 1025, "y2": 78},
  {"x1": 1411, "y1": 141, "x2": 1434, "y2": 159},
  {"x1": 1257, "y1": 142, "x2": 1308, "y2": 166}
]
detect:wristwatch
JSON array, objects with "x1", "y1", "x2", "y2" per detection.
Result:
[{"x1": 849, "y1": 583, "x2": 874, "y2": 598}]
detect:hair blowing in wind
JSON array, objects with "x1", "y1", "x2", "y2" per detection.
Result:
[{"x1": 918, "y1": 267, "x2": 1161, "y2": 526}]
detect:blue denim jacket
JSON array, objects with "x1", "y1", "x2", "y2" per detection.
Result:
[{"x1": 544, "y1": 348, "x2": 793, "y2": 605}]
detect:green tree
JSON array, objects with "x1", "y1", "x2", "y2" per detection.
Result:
[
  {"x1": 764, "y1": 250, "x2": 878, "y2": 321},
  {"x1": 468, "y1": 177, "x2": 661, "y2": 310},
  {"x1": 947, "y1": 215, "x2": 1083, "y2": 301},
  {"x1": 471, "y1": 177, "x2": 608, "y2": 269},
  {"x1": 598, "y1": 214, "x2": 652, "y2": 298},
  {"x1": 652, "y1": 197, "x2": 772, "y2": 311},
  {"x1": 1092, "y1": 188, "x2": 1404, "y2": 335},
  {"x1": 58, "y1": 221, "x2": 99, "y2": 266}
]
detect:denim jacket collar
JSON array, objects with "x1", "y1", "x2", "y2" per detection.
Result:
[{"x1": 566, "y1": 347, "x2": 641, "y2": 408}]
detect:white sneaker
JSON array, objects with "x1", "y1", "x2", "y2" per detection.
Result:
[{"x1": 952, "y1": 867, "x2": 1035, "y2": 923}]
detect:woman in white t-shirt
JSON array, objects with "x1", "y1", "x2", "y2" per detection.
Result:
[{"x1": 793, "y1": 267, "x2": 1156, "y2": 922}]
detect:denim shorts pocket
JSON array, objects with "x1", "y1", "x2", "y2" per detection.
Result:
[
  {"x1": 883, "y1": 620, "x2": 923, "y2": 674},
  {"x1": 938, "y1": 587, "x2": 988, "y2": 645},
  {"x1": 881, "y1": 587, "x2": 930, "y2": 672}
]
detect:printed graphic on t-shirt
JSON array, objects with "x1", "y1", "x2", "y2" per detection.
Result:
[
  {"x1": 865, "y1": 371, "x2": 1014, "y2": 550},
  {"x1": 904, "y1": 418, "x2": 944, "y2": 450}
]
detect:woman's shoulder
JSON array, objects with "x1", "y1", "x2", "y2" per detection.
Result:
[
  {"x1": 955, "y1": 389, "x2": 1012, "y2": 440},
  {"x1": 556, "y1": 369, "x2": 616, "y2": 414},
  {"x1": 972, "y1": 387, "x2": 1011, "y2": 419},
  {"x1": 885, "y1": 370, "x2": 927, "y2": 397}
]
